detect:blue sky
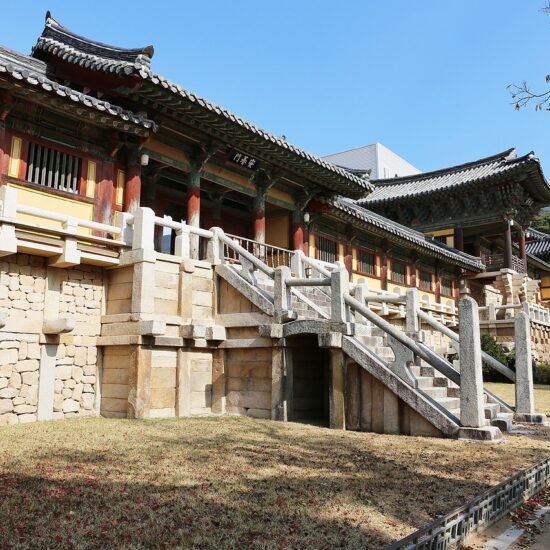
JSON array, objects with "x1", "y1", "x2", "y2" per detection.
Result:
[{"x1": 3, "y1": 1, "x2": 549, "y2": 172}]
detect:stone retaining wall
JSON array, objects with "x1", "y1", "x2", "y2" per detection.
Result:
[{"x1": 0, "y1": 254, "x2": 104, "y2": 425}]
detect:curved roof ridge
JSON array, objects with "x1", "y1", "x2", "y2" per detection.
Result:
[
  {"x1": 370, "y1": 148, "x2": 517, "y2": 187},
  {"x1": 33, "y1": 12, "x2": 154, "y2": 63}
]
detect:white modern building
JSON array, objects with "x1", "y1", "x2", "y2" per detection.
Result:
[{"x1": 323, "y1": 143, "x2": 421, "y2": 179}]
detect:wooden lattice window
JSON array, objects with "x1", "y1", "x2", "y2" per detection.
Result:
[
  {"x1": 441, "y1": 277, "x2": 453, "y2": 296},
  {"x1": 391, "y1": 259, "x2": 407, "y2": 284},
  {"x1": 357, "y1": 249, "x2": 376, "y2": 276},
  {"x1": 317, "y1": 235, "x2": 337, "y2": 264},
  {"x1": 419, "y1": 269, "x2": 433, "y2": 291},
  {"x1": 26, "y1": 142, "x2": 82, "y2": 193}
]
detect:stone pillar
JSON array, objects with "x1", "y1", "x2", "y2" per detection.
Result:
[
  {"x1": 211, "y1": 349, "x2": 226, "y2": 415},
  {"x1": 518, "y1": 228, "x2": 527, "y2": 273},
  {"x1": 345, "y1": 360, "x2": 361, "y2": 430},
  {"x1": 329, "y1": 348, "x2": 345, "y2": 429},
  {"x1": 186, "y1": 160, "x2": 201, "y2": 260},
  {"x1": 458, "y1": 295, "x2": 501, "y2": 440},
  {"x1": 123, "y1": 146, "x2": 142, "y2": 214},
  {"x1": 271, "y1": 345, "x2": 286, "y2": 420},
  {"x1": 503, "y1": 219, "x2": 513, "y2": 270},
  {"x1": 283, "y1": 347, "x2": 294, "y2": 421},
  {"x1": 458, "y1": 296, "x2": 484, "y2": 428},
  {"x1": 454, "y1": 227, "x2": 464, "y2": 252},
  {"x1": 514, "y1": 312, "x2": 548, "y2": 424},
  {"x1": 405, "y1": 287, "x2": 420, "y2": 336},
  {"x1": 274, "y1": 266, "x2": 291, "y2": 322},
  {"x1": 127, "y1": 346, "x2": 152, "y2": 419},
  {"x1": 330, "y1": 265, "x2": 349, "y2": 324}
]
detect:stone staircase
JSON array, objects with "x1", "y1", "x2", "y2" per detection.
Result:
[{"x1": 217, "y1": 262, "x2": 513, "y2": 438}]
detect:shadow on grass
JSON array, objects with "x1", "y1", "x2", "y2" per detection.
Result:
[{"x1": 3, "y1": 418, "x2": 533, "y2": 549}]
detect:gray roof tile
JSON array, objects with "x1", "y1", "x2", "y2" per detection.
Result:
[
  {"x1": 30, "y1": 13, "x2": 371, "y2": 199},
  {"x1": 330, "y1": 197, "x2": 485, "y2": 271},
  {"x1": 361, "y1": 149, "x2": 550, "y2": 205},
  {"x1": 0, "y1": 45, "x2": 156, "y2": 134}
]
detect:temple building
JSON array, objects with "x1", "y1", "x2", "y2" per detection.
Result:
[{"x1": 0, "y1": 13, "x2": 548, "y2": 437}]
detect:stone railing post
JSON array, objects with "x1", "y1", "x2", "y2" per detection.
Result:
[
  {"x1": 274, "y1": 266, "x2": 291, "y2": 322},
  {"x1": 206, "y1": 227, "x2": 224, "y2": 265},
  {"x1": 290, "y1": 249, "x2": 305, "y2": 278},
  {"x1": 132, "y1": 207, "x2": 155, "y2": 251},
  {"x1": 174, "y1": 222, "x2": 190, "y2": 258},
  {"x1": 405, "y1": 287, "x2": 420, "y2": 337},
  {"x1": 0, "y1": 185, "x2": 18, "y2": 256},
  {"x1": 330, "y1": 263, "x2": 349, "y2": 324},
  {"x1": 116, "y1": 211, "x2": 134, "y2": 247},
  {"x1": 514, "y1": 311, "x2": 548, "y2": 424},
  {"x1": 353, "y1": 280, "x2": 368, "y2": 324},
  {"x1": 458, "y1": 295, "x2": 501, "y2": 440}
]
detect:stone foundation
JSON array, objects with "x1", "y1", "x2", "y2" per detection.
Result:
[{"x1": 0, "y1": 254, "x2": 103, "y2": 425}]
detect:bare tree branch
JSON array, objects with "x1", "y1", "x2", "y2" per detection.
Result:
[{"x1": 508, "y1": 2, "x2": 550, "y2": 111}]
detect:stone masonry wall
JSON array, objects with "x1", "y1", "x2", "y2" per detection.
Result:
[{"x1": 0, "y1": 254, "x2": 104, "y2": 425}]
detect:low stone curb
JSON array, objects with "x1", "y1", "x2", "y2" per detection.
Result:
[{"x1": 386, "y1": 456, "x2": 550, "y2": 549}]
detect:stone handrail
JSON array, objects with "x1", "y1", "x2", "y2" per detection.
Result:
[
  {"x1": 0, "y1": 185, "x2": 124, "y2": 266},
  {"x1": 344, "y1": 292, "x2": 461, "y2": 386},
  {"x1": 417, "y1": 307, "x2": 516, "y2": 382}
]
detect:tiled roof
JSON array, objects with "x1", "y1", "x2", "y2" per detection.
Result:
[
  {"x1": 361, "y1": 149, "x2": 550, "y2": 206},
  {"x1": 30, "y1": 13, "x2": 372, "y2": 199},
  {"x1": 330, "y1": 198, "x2": 485, "y2": 271},
  {"x1": 526, "y1": 228, "x2": 550, "y2": 260},
  {"x1": 0, "y1": 46, "x2": 156, "y2": 135},
  {"x1": 33, "y1": 12, "x2": 154, "y2": 76}
]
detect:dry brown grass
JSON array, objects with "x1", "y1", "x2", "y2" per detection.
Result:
[
  {"x1": 0, "y1": 417, "x2": 549, "y2": 549},
  {"x1": 485, "y1": 382, "x2": 550, "y2": 415}
]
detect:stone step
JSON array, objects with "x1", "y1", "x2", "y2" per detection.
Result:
[
  {"x1": 446, "y1": 387, "x2": 460, "y2": 398},
  {"x1": 410, "y1": 365, "x2": 435, "y2": 377},
  {"x1": 355, "y1": 335, "x2": 385, "y2": 348},
  {"x1": 437, "y1": 397, "x2": 460, "y2": 410},
  {"x1": 422, "y1": 387, "x2": 449, "y2": 399},
  {"x1": 484, "y1": 403, "x2": 500, "y2": 420},
  {"x1": 416, "y1": 376, "x2": 436, "y2": 389}
]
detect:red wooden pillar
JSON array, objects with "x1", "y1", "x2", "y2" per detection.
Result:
[
  {"x1": 95, "y1": 161, "x2": 115, "y2": 226},
  {"x1": 434, "y1": 265, "x2": 441, "y2": 304},
  {"x1": 292, "y1": 210, "x2": 304, "y2": 251},
  {"x1": 252, "y1": 192, "x2": 266, "y2": 244},
  {"x1": 503, "y1": 219, "x2": 513, "y2": 270},
  {"x1": 454, "y1": 227, "x2": 464, "y2": 252},
  {"x1": 381, "y1": 243, "x2": 389, "y2": 291},
  {"x1": 518, "y1": 228, "x2": 527, "y2": 273},
  {"x1": 186, "y1": 161, "x2": 201, "y2": 259},
  {"x1": 344, "y1": 242, "x2": 353, "y2": 280},
  {"x1": 409, "y1": 262, "x2": 417, "y2": 288},
  {"x1": 123, "y1": 147, "x2": 141, "y2": 214}
]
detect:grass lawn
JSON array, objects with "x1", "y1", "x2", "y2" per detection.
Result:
[
  {"x1": 0, "y1": 417, "x2": 549, "y2": 549},
  {"x1": 485, "y1": 382, "x2": 550, "y2": 415}
]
